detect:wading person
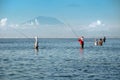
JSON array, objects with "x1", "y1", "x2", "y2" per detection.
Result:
[
  {"x1": 34, "y1": 36, "x2": 38, "y2": 49},
  {"x1": 94, "y1": 39, "x2": 98, "y2": 46},
  {"x1": 78, "y1": 36, "x2": 84, "y2": 49},
  {"x1": 98, "y1": 38, "x2": 103, "y2": 46},
  {"x1": 103, "y1": 36, "x2": 106, "y2": 43}
]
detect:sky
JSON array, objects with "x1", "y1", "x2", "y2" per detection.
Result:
[{"x1": 0, "y1": 0, "x2": 120, "y2": 38}]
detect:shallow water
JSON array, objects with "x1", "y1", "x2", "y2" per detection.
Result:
[{"x1": 0, "y1": 38, "x2": 120, "y2": 80}]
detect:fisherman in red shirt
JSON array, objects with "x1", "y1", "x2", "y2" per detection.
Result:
[{"x1": 78, "y1": 36, "x2": 84, "y2": 49}]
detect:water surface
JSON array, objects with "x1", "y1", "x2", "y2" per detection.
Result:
[{"x1": 0, "y1": 38, "x2": 120, "y2": 80}]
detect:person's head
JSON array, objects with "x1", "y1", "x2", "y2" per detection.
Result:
[
  {"x1": 35, "y1": 36, "x2": 38, "y2": 41},
  {"x1": 100, "y1": 38, "x2": 102, "y2": 41},
  {"x1": 80, "y1": 36, "x2": 84, "y2": 41}
]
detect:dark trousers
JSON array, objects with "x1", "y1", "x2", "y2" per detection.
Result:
[{"x1": 81, "y1": 42, "x2": 84, "y2": 49}]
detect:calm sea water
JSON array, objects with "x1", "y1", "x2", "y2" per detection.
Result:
[{"x1": 0, "y1": 38, "x2": 120, "y2": 80}]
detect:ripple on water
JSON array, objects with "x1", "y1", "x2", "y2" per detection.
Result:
[{"x1": 0, "y1": 38, "x2": 120, "y2": 80}]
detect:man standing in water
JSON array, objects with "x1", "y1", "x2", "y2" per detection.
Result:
[
  {"x1": 94, "y1": 39, "x2": 98, "y2": 46},
  {"x1": 34, "y1": 36, "x2": 39, "y2": 49},
  {"x1": 78, "y1": 36, "x2": 84, "y2": 49},
  {"x1": 98, "y1": 38, "x2": 103, "y2": 46},
  {"x1": 103, "y1": 36, "x2": 106, "y2": 42}
]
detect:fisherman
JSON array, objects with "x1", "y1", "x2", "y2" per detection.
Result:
[
  {"x1": 98, "y1": 38, "x2": 103, "y2": 46},
  {"x1": 94, "y1": 39, "x2": 98, "y2": 46},
  {"x1": 78, "y1": 36, "x2": 84, "y2": 48},
  {"x1": 103, "y1": 36, "x2": 106, "y2": 42},
  {"x1": 34, "y1": 36, "x2": 39, "y2": 49}
]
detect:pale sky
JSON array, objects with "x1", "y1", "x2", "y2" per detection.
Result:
[{"x1": 0, "y1": 0, "x2": 120, "y2": 38}]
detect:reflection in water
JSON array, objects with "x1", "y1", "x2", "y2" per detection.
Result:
[
  {"x1": 80, "y1": 48, "x2": 84, "y2": 54},
  {"x1": 79, "y1": 48, "x2": 84, "y2": 59},
  {"x1": 34, "y1": 48, "x2": 39, "y2": 55}
]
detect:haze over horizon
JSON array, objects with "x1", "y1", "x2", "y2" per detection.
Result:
[{"x1": 0, "y1": 0, "x2": 120, "y2": 38}]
